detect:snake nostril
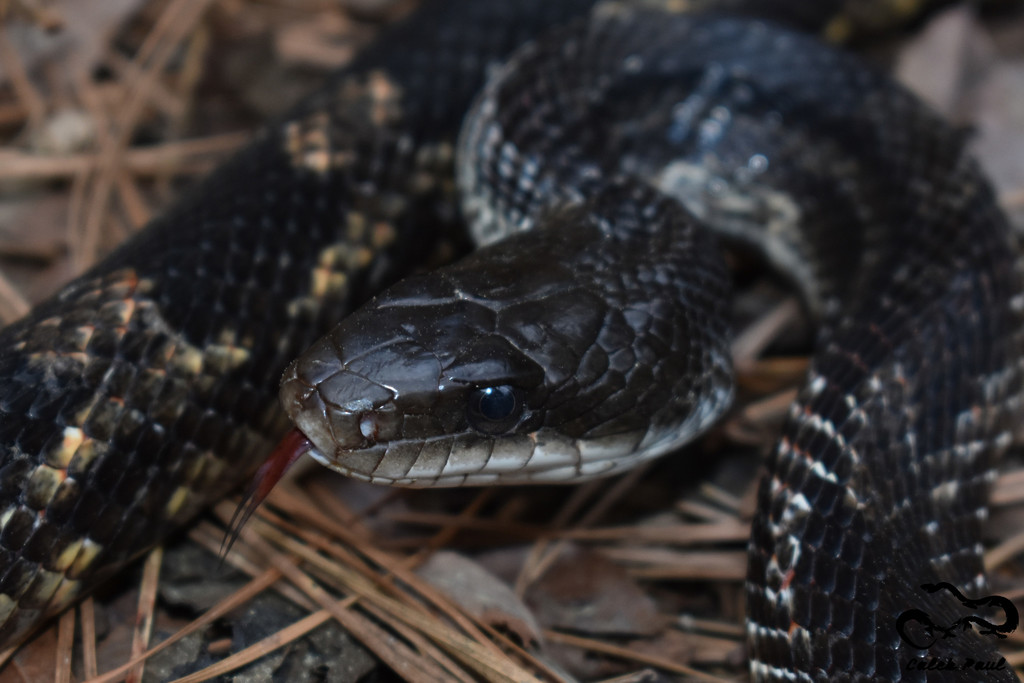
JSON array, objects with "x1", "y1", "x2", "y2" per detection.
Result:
[{"x1": 359, "y1": 412, "x2": 379, "y2": 442}]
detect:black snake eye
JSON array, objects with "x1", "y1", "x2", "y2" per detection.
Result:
[{"x1": 466, "y1": 385, "x2": 523, "y2": 434}]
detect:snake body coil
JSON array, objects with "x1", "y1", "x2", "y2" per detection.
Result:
[{"x1": 0, "y1": 1, "x2": 1019, "y2": 681}]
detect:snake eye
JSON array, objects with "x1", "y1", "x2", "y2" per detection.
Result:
[{"x1": 466, "y1": 385, "x2": 523, "y2": 434}]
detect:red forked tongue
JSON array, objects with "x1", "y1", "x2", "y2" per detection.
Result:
[{"x1": 221, "y1": 428, "x2": 313, "y2": 559}]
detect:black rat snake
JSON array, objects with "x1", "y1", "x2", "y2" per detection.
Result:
[{"x1": 0, "y1": 1, "x2": 1019, "y2": 681}]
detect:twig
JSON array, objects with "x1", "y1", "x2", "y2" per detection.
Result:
[
  {"x1": 77, "y1": 0, "x2": 218, "y2": 268},
  {"x1": 237, "y1": 523, "x2": 461, "y2": 683},
  {"x1": 126, "y1": 547, "x2": 163, "y2": 683},
  {"x1": 167, "y1": 609, "x2": 336, "y2": 683},
  {"x1": 0, "y1": 131, "x2": 249, "y2": 180},
  {"x1": 0, "y1": 268, "x2": 29, "y2": 323},
  {"x1": 731, "y1": 297, "x2": 801, "y2": 366},
  {"x1": 84, "y1": 567, "x2": 285, "y2": 683},
  {"x1": 543, "y1": 630, "x2": 734, "y2": 682},
  {"x1": 79, "y1": 598, "x2": 99, "y2": 679},
  {"x1": 55, "y1": 610, "x2": 75, "y2": 683},
  {"x1": 0, "y1": 29, "x2": 46, "y2": 128}
]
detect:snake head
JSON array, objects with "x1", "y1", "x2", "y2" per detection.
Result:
[
  {"x1": 278, "y1": 261, "x2": 561, "y2": 485},
  {"x1": 280, "y1": 193, "x2": 733, "y2": 486}
]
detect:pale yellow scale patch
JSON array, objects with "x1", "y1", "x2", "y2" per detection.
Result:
[
  {"x1": 283, "y1": 111, "x2": 355, "y2": 175},
  {"x1": 309, "y1": 267, "x2": 348, "y2": 299},
  {"x1": 51, "y1": 537, "x2": 83, "y2": 572},
  {"x1": 67, "y1": 538, "x2": 102, "y2": 578},
  {"x1": 0, "y1": 594, "x2": 15, "y2": 626},
  {"x1": 346, "y1": 211, "x2": 367, "y2": 242},
  {"x1": 64, "y1": 434, "x2": 104, "y2": 474},
  {"x1": 285, "y1": 218, "x2": 396, "y2": 317},
  {"x1": 103, "y1": 289, "x2": 250, "y2": 380},
  {"x1": 372, "y1": 221, "x2": 397, "y2": 250},
  {"x1": 185, "y1": 448, "x2": 213, "y2": 481},
  {"x1": 68, "y1": 325, "x2": 95, "y2": 352},
  {"x1": 189, "y1": 446, "x2": 229, "y2": 489},
  {"x1": 71, "y1": 396, "x2": 100, "y2": 428},
  {"x1": 287, "y1": 240, "x2": 363, "y2": 316},
  {"x1": 166, "y1": 342, "x2": 204, "y2": 376},
  {"x1": 167, "y1": 439, "x2": 249, "y2": 517},
  {"x1": 25, "y1": 464, "x2": 63, "y2": 507},
  {"x1": 14, "y1": 271, "x2": 145, "y2": 372},
  {"x1": 283, "y1": 69, "x2": 403, "y2": 175},
  {"x1": 98, "y1": 297, "x2": 136, "y2": 327},
  {"x1": 363, "y1": 69, "x2": 403, "y2": 127},
  {"x1": 47, "y1": 426, "x2": 84, "y2": 469},
  {"x1": 30, "y1": 568, "x2": 63, "y2": 606},
  {"x1": 164, "y1": 486, "x2": 191, "y2": 518},
  {"x1": 410, "y1": 142, "x2": 454, "y2": 195},
  {"x1": 202, "y1": 345, "x2": 251, "y2": 375},
  {"x1": 27, "y1": 349, "x2": 89, "y2": 367},
  {"x1": 354, "y1": 245, "x2": 374, "y2": 269},
  {"x1": 164, "y1": 449, "x2": 231, "y2": 519},
  {"x1": 199, "y1": 328, "x2": 251, "y2": 375},
  {"x1": 285, "y1": 298, "x2": 314, "y2": 319}
]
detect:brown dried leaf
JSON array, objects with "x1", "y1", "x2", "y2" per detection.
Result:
[
  {"x1": 970, "y1": 61, "x2": 1024, "y2": 199},
  {"x1": 895, "y1": 6, "x2": 992, "y2": 117},
  {"x1": 416, "y1": 550, "x2": 542, "y2": 646},
  {"x1": 524, "y1": 546, "x2": 665, "y2": 637},
  {"x1": 895, "y1": 4, "x2": 1024, "y2": 209}
]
